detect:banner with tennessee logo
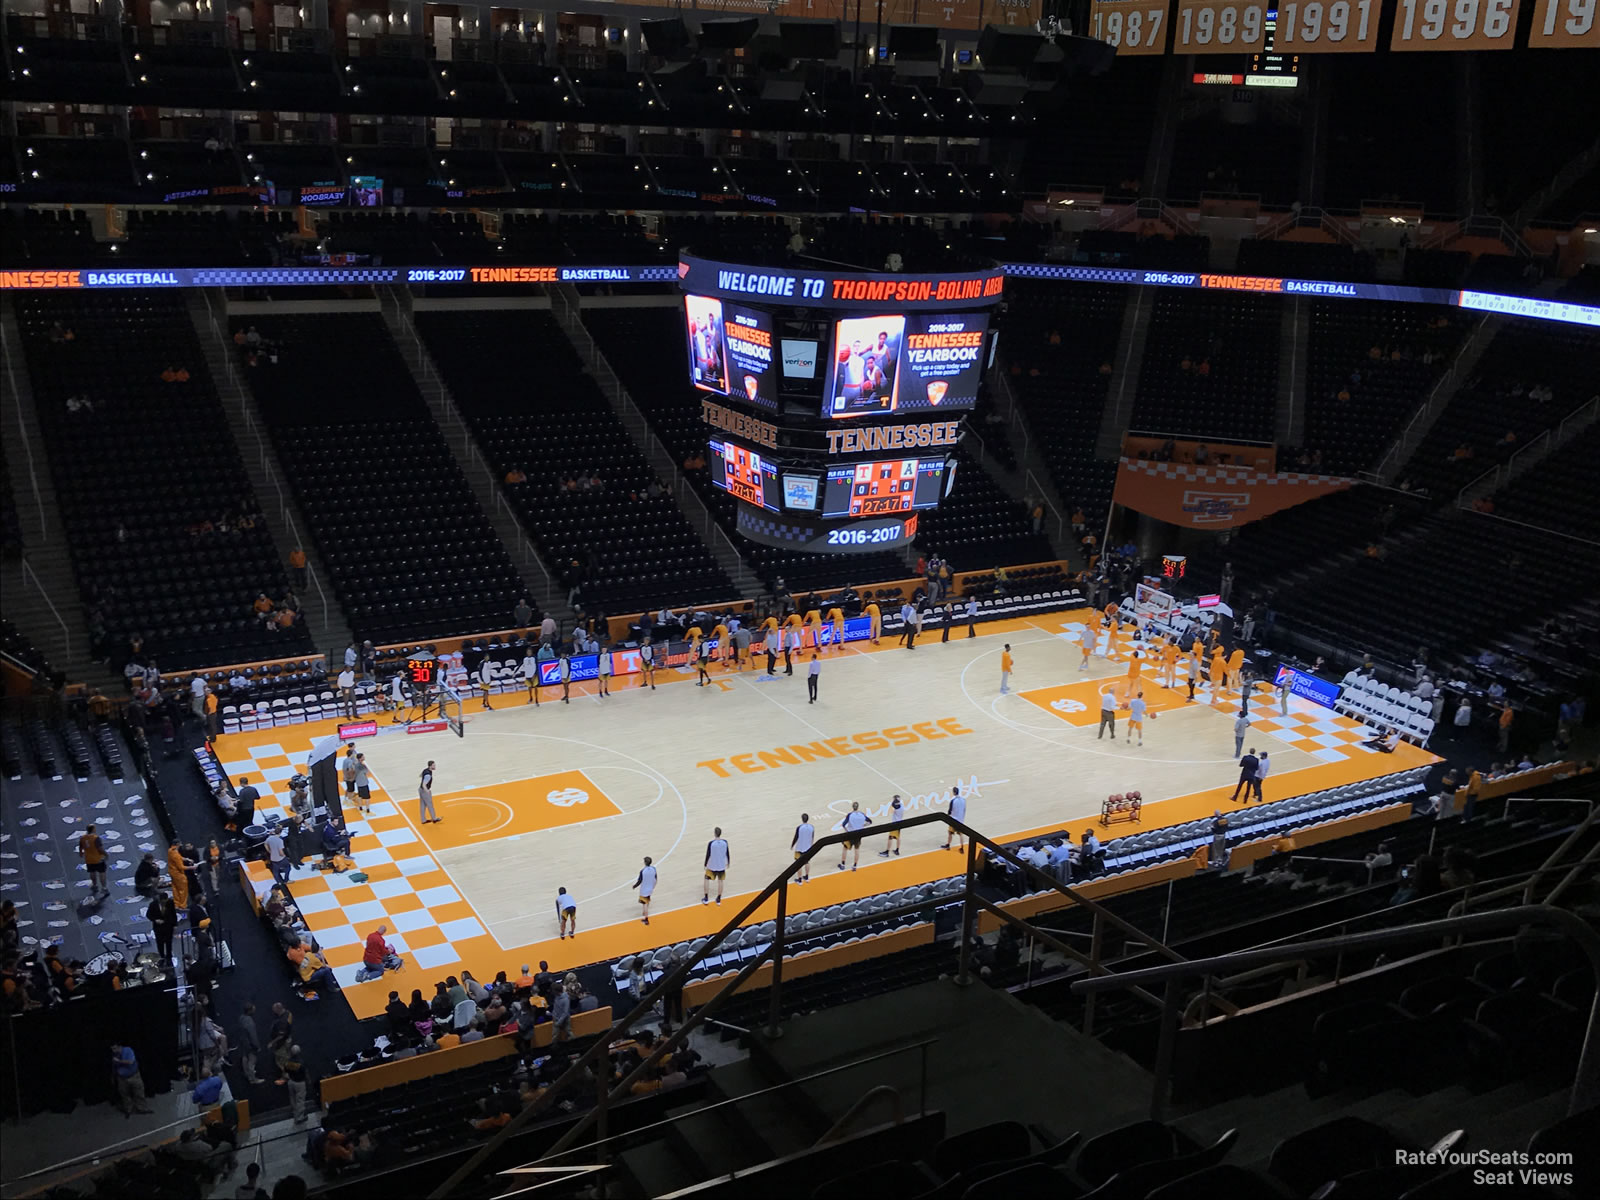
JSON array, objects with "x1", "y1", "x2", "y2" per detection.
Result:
[{"x1": 1112, "y1": 457, "x2": 1353, "y2": 529}]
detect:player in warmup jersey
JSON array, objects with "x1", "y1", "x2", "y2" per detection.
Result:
[
  {"x1": 1000, "y1": 644, "x2": 1014, "y2": 694},
  {"x1": 557, "y1": 652, "x2": 572, "y2": 703},
  {"x1": 878, "y1": 796, "x2": 904, "y2": 857},
  {"x1": 826, "y1": 605, "x2": 845, "y2": 652},
  {"x1": 1210, "y1": 650, "x2": 1228, "y2": 706},
  {"x1": 1227, "y1": 647, "x2": 1246, "y2": 691},
  {"x1": 477, "y1": 657, "x2": 496, "y2": 711},
  {"x1": 838, "y1": 802, "x2": 872, "y2": 871},
  {"x1": 942, "y1": 785, "x2": 967, "y2": 851},
  {"x1": 866, "y1": 600, "x2": 881, "y2": 644},
  {"x1": 632, "y1": 856, "x2": 657, "y2": 925},
  {"x1": 596, "y1": 646, "x2": 612, "y2": 697},
  {"x1": 696, "y1": 638, "x2": 713, "y2": 686},
  {"x1": 791, "y1": 814, "x2": 816, "y2": 882},
  {"x1": 703, "y1": 828, "x2": 731, "y2": 905},
  {"x1": 639, "y1": 639, "x2": 657, "y2": 690},
  {"x1": 1124, "y1": 651, "x2": 1143, "y2": 707},
  {"x1": 1161, "y1": 639, "x2": 1180, "y2": 689},
  {"x1": 1078, "y1": 625, "x2": 1093, "y2": 671},
  {"x1": 1128, "y1": 694, "x2": 1148, "y2": 746},
  {"x1": 555, "y1": 887, "x2": 577, "y2": 939}
]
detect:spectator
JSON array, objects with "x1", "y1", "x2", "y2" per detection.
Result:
[
  {"x1": 111, "y1": 1041, "x2": 153, "y2": 1115},
  {"x1": 238, "y1": 1002, "x2": 264, "y2": 1084},
  {"x1": 284, "y1": 1046, "x2": 310, "y2": 1124},
  {"x1": 1391, "y1": 855, "x2": 1442, "y2": 905},
  {"x1": 146, "y1": 890, "x2": 178, "y2": 961},
  {"x1": 361, "y1": 925, "x2": 404, "y2": 979}
]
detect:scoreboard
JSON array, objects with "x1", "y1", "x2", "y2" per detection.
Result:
[
  {"x1": 1086, "y1": 0, "x2": 1598, "y2": 52},
  {"x1": 684, "y1": 254, "x2": 999, "y2": 555}
]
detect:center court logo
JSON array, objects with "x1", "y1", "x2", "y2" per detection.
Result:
[
  {"x1": 1051, "y1": 697, "x2": 1088, "y2": 714},
  {"x1": 545, "y1": 787, "x2": 590, "y2": 808}
]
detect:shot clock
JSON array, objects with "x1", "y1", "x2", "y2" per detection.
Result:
[{"x1": 406, "y1": 654, "x2": 442, "y2": 688}]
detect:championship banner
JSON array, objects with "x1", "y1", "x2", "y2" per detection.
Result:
[{"x1": 1112, "y1": 458, "x2": 1353, "y2": 529}]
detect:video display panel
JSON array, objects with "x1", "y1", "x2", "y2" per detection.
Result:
[
  {"x1": 685, "y1": 295, "x2": 778, "y2": 409},
  {"x1": 686, "y1": 293, "x2": 731, "y2": 394},
  {"x1": 821, "y1": 457, "x2": 948, "y2": 518},
  {"x1": 823, "y1": 312, "x2": 989, "y2": 418},
  {"x1": 708, "y1": 437, "x2": 781, "y2": 511}
]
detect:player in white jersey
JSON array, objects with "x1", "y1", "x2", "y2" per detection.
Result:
[
  {"x1": 942, "y1": 785, "x2": 967, "y2": 851},
  {"x1": 791, "y1": 813, "x2": 816, "y2": 882},
  {"x1": 1127, "y1": 694, "x2": 1148, "y2": 746},
  {"x1": 1079, "y1": 626, "x2": 1094, "y2": 671},
  {"x1": 632, "y1": 855, "x2": 657, "y2": 925},
  {"x1": 477, "y1": 657, "x2": 496, "y2": 710},
  {"x1": 520, "y1": 649, "x2": 539, "y2": 705},
  {"x1": 703, "y1": 827, "x2": 731, "y2": 904},
  {"x1": 554, "y1": 886, "x2": 577, "y2": 939},
  {"x1": 878, "y1": 796, "x2": 904, "y2": 857},
  {"x1": 838, "y1": 802, "x2": 872, "y2": 871}
]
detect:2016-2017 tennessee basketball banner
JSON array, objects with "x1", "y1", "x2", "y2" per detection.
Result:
[{"x1": 1112, "y1": 458, "x2": 1353, "y2": 529}]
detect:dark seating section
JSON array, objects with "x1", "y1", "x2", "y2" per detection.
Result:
[
  {"x1": 230, "y1": 313, "x2": 524, "y2": 644},
  {"x1": 0, "y1": 449, "x2": 23, "y2": 561},
  {"x1": 1183, "y1": 486, "x2": 1426, "y2": 600},
  {"x1": 1299, "y1": 301, "x2": 1467, "y2": 475},
  {"x1": 914, "y1": 447, "x2": 1054, "y2": 569},
  {"x1": 0, "y1": 208, "x2": 108, "y2": 267},
  {"x1": 1020, "y1": 57, "x2": 1162, "y2": 195},
  {"x1": 1000, "y1": 280, "x2": 1125, "y2": 534},
  {"x1": 1479, "y1": 53, "x2": 1600, "y2": 219},
  {"x1": 1397, "y1": 317, "x2": 1600, "y2": 499},
  {"x1": 1273, "y1": 511, "x2": 1600, "y2": 667},
  {"x1": 1132, "y1": 291, "x2": 1280, "y2": 443},
  {"x1": 1491, "y1": 424, "x2": 1600, "y2": 542},
  {"x1": 16, "y1": 294, "x2": 310, "y2": 670},
  {"x1": 1324, "y1": 55, "x2": 1460, "y2": 213},
  {"x1": 1167, "y1": 113, "x2": 1302, "y2": 204},
  {"x1": 412, "y1": 310, "x2": 736, "y2": 613}
]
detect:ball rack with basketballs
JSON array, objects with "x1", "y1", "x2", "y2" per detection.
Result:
[{"x1": 681, "y1": 253, "x2": 1006, "y2": 555}]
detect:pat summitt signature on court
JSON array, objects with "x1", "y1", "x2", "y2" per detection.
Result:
[{"x1": 1395, "y1": 1148, "x2": 1575, "y2": 1187}]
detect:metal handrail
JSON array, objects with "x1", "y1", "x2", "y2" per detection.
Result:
[
  {"x1": 429, "y1": 811, "x2": 1195, "y2": 1198},
  {"x1": 0, "y1": 309, "x2": 48, "y2": 542},
  {"x1": 492, "y1": 1039, "x2": 933, "y2": 1193},
  {"x1": 814, "y1": 1085, "x2": 905, "y2": 1148},
  {"x1": 200, "y1": 290, "x2": 329, "y2": 628},
  {"x1": 19, "y1": 558, "x2": 70, "y2": 658},
  {"x1": 1070, "y1": 905, "x2": 1600, "y2": 1118}
]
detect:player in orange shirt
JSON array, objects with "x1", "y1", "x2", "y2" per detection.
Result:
[
  {"x1": 1227, "y1": 647, "x2": 1246, "y2": 690},
  {"x1": 712, "y1": 621, "x2": 732, "y2": 669},
  {"x1": 826, "y1": 606, "x2": 845, "y2": 652},
  {"x1": 865, "y1": 601, "x2": 881, "y2": 644},
  {"x1": 1124, "y1": 650, "x2": 1143, "y2": 704},
  {"x1": 1209, "y1": 651, "x2": 1228, "y2": 704},
  {"x1": 1161, "y1": 639, "x2": 1180, "y2": 688}
]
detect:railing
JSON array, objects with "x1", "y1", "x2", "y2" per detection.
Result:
[
  {"x1": 1025, "y1": 468, "x2": 1067, "y2": 546},
  {"x1": 429, "y1": 810, "x2": 1201, "y2": 1198},
  {"x1": 19, "y1": 558, "x2": 70, "y2": 659},
  {"x1": 545, "y1": 281, "x2": 752, "y2": 586},
  {"x1": 1455, "y1": 394, "x2": 1600, "y2": 510},
  {"x1": 199, "y1": 290, "x2": 330, "y2": 630},
  {"x1": 488, "y1": 1043, "x2": 935, "y2": 1199},
  {"x1": 1071, "y1": 906, "x2": 1600, "y2": 1120},
  {"x1": 0, "y1": 309, "x2": 48, "y2": 543},
  {"x1": 1370, "y1": 315, "x2": 1491, "y2": 483}
]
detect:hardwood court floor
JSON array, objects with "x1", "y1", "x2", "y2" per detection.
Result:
[{"x1": 223, "y1": 608, "x2": 1434, "y2": 1018}]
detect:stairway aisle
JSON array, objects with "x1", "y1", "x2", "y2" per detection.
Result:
[
  {"x1": 546, "y1": 283, "x2": 763, "y2": 599},
  {"x1": 186, "y1": 291, "x2": 353, "y2": 658},
  {"x1": 376, "y1": 288, "x2": 572, "y2": 628},
  {"x1": 0, "y1": 295, "x2": 117, "y2": 690}
]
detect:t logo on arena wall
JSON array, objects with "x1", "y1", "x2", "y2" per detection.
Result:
[{"x1": 545, "y1": 787, "x2": 590, "y2": 808}]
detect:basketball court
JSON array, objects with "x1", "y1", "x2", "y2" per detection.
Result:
[{"x1": 222, "y1": 608, "x2": 1435, "y2": 1018}]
